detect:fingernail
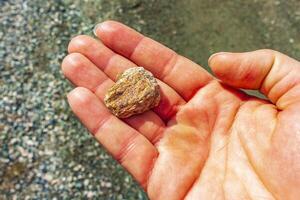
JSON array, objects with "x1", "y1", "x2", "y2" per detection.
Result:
[
  {"x1": 93, "y1": 21, "x2": 112, "y2": 37},
  {"x1": 67, "y1": 90, "x2": 74, "y2": 100},
  {"x1": 93, "y1": 23, "x2": 101, "y2": 36},
  {"x1": 208, "y1": 52, "x2": 226, "y2": 64}
]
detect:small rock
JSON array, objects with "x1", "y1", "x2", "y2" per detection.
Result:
[{"x1": 104, "y1": 67, "x2": 160, "y2": 118}]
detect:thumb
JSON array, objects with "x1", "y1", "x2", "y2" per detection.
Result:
[{"x1": 209, "y1": 49, "x2": 300, "y2": 109}]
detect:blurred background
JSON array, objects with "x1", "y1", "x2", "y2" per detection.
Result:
[{"x1": 0, "y1": 0, "x2": 299, "y2": 199}]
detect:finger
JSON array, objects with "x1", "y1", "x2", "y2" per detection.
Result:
[
  {"x1": 62, "y1": 53, "x2": 166, "y2": 144},
  {"x1": 68, "y1": 35, "x2": 186, "y2": 121},
  {"x1": 209, "y1": 49, "x2": 300, "y2": 109},
  {"x1": 94, "y1": 20, "x2": 213, "y2": 100},
  {"x1": 67, "y1": 87, "x2": 158, "y2": 187}
]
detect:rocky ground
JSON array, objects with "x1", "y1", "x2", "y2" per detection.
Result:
[{"x1": 0, "y1": 0, "x2": 299, "y2": 199}]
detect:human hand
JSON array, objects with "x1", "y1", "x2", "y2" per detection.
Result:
[{"x1": 61, "y1": 21, "x2": 300, "y2": 200}]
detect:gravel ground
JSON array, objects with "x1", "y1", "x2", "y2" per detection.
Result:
[
  {"x1": 0, "y1": 0, "x2": 147, "y2": 199},
  {"x1": 0, "y1": 0, "x2": 299, "y2": 199}
]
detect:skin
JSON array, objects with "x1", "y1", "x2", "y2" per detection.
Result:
[{"x1": 61, "y1": 21, "x2": 300, "y2": 200}]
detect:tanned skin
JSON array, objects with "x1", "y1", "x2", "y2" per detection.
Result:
[{"x1": 61, "y1": 21, "x2": 300, "y2": 200}]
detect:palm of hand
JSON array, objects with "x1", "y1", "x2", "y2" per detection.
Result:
[
  {"x1": 62, "y1": 21, "x2": 300, "y2": 200},
  {"x1": 153, "y1": 82, "x2": 299, "y2": 200}
]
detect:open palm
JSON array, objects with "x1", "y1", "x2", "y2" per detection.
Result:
[{"x1": 62, "y1": 21, "x2": 300, "y2": 200}]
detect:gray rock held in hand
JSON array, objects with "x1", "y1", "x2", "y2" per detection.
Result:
[{"x1": 104, "y1": 67, "x2": 160, "y2": 118}]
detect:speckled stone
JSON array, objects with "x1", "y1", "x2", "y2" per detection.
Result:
[{"x1": 104, "y1": 67, "x2": 160, "y2": 118}]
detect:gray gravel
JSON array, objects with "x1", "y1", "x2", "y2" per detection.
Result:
[
  {"x1": 1, "y1": 0, "x2": 299, "y2": 199},
  {"x1": 0, "y1": 0, "x2": 146, "y2": 199}
]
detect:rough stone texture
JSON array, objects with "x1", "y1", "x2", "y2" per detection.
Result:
[{"x1": 104, "y1": 67, "x2": 160, "y2": 118}]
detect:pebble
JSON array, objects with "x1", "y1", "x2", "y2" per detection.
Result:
[{"x1": 104, "y1": 67, "x2": 160, "y2": 118}]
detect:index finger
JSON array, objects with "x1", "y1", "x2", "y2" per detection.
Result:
[{"x1": 94, "y1": 20, "x2": 213, "y2": 100}]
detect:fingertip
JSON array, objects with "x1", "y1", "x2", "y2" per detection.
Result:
[
  {"x1": 68, "y1": 35, "x2": 94, "y2": 53},
  {"x1": 208, "y1": 52, "x2": 234, "y2": 67},
  {"x1": 208, "y1": 52, "x2": 226, "y2": 66},
  {"x1": 66, "y1": 87, "x2": 111, "y2": 133},
  {"x1": 61, "y1": 53, "x2": 82, "y2": 75},
  {"x1": 208, "y1": 52, "x2": 234, "y2": 79},
  {"x1": 67, "y1": 88, "x2": 76, "y2": 108},
  {"x1": 67, "y1": 87, "x2": 92, "y2": 106},
  {"x1": 93, "y1": 23, "x2": 100, "y2": 37},
  {"x1": 93, "y1": 20, "x2": 143, "y2": 57},
  {"x1": 208, "y1": 50, "x2": 278, "y2": 90},
  {"x1": 93, "y1": 20, "x2": 121, "y2": 38}
]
